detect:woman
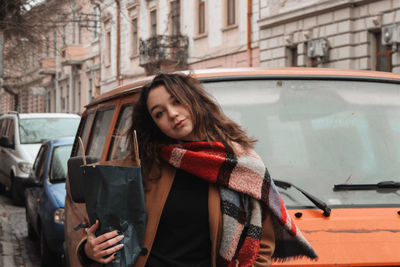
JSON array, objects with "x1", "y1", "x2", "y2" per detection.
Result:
[{"x1": 77, "y1": 73, "x2": 316, "y2": 267}]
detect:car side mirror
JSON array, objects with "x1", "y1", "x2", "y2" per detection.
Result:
[
  {"x1": 0, "y1": 136, "x2": 14, "y2": 149},
  {"x1": 23, "y1": 177, "x2": 43, "y2": 188}
]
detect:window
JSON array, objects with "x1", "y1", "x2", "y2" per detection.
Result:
[
  {"x1": 19, "y1": 118, "x2": 80, "y2": 144},
  {"x1": 78, "y1": 80, "x2": 81, "y2": 112},
  {"x1": 227, "y1": 0, "x2": 235, "y2": 26},
  {"x1": 76, "y1": 112, "x2": 95, "y2": 156},
  {"x1": 49, "y1": 145, "x2": 73, "y2": 182},
  {"x1": 198, "y1": 0, "x2": 205, "y2": 34},
  {"x1": 66, "y1": 84, "x2": 70, "y2": 111},
  {"x1": 106, "y1": 31, "x2": 111, "y2": 65},
  {"x1": 47, "y1": 91, "x2": 51, "y2": 112},
  {"x1": 171, "y1": 0, "x2": 180, "y2": 35},
  {"x1": 7, "y1": 120, "x2": 14, "y2": 145},
  {"x1": 150, "y1": 9, "x2": 157, "y2": 36},
  {"x1": 93, "y1": 6, "x2": 100, "y2": 40},
  {"x1": 60, "y1": 86, "x2": 65, "y2": 110},
  {"x1": 132, "y1": 18, "x2": 138, "y2": 56},
  {"x1": 53, "y1": 30, "x2": 57, "y2": 57},
  {"x1": 86, "y1": 108, "x2": 115, "y2": 158},
  {"x1": 88, "y1": 78, "x2": 93, "y2": 103},
  {"x1": 287, "y1": 46, "x2": 298, "y2": 67},
  {"x1": 33, "y1": 145, "x2": 48, "y2": 181},
  {"x1": 46, "y1": 36, "x2": 50, "y2": 57},
  {"x1": 63, "y1": 24, "x2": 67, "y2": 45},
  {"x1": 108, "y1": 105, "x2": 133, "y2": 160},
  {"x1": 376, "y1": 32, "x2": 392, "y2": 72}
]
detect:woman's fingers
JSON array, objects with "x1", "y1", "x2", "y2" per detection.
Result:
[
  {"x1": 96, "y1": 234, "x2": 124, "y2": 251},
  {"x1": 94, "y1": 243, "x2": 124, "y2": 259},
  {"x1": 86, "y1": 220, "x2": 99, "y2": 236},
  {"x1": 84, "y1": 220, "x2": 124, "y2": 263}
]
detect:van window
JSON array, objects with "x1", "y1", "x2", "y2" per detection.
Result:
[
  {"x1": 19, "y1": 118, "x2": 80, "y2": 144},
  {"x1": 0, "y1": 119, "x2": 9, "y2": 137},
  {"x1": 86, "y1": 108, "x2": 115, "y2": 158},
  {"x1": 76, "y1": 112, "x2": 95, "y2": 156},
  {"x1": 7, "y1": 120, "x2": 15, "y2": 145},
  {"x1": 108, "y1": 105, "x2": 133, "y2": 160}
]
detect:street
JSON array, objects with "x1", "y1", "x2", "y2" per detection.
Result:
[{"x1": 0, "y1": 194, "x2": 41, "y2": 267}]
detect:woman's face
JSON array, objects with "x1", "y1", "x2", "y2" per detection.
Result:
[{"x1": 147, "y1": 84, "x2": 197, "y2": 141}]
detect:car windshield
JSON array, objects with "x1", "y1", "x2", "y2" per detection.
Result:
[
  {"x1": 19, "y1": 118, "x2": 80, "y2": 144},
  {"x1": 49, "y1": 144, "x2": 73, "y2": 182},
  {"x1": 204, "y1": 78, "x2": 400, "y2": 208}
]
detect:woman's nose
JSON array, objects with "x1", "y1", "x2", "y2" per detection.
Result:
[{"x1": 167, "y1": 107, "x2": 179, "y2": 118}]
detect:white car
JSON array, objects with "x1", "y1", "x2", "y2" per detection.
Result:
[{"x1": 0, "y1": 112, "x2": 80, "y2": 204}]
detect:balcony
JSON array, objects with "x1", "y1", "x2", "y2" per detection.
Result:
[
  {"x1": 39, "y1": 58, "x2": 56, "y2": 75},
  {"x1": 61, "y1": 45, "x2": 85, "y2": 66},
  {"x1": 139, "y1": 34, "x2": 189, "y2": 75}
]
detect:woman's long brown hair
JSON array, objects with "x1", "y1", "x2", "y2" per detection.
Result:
[{"x1": 128, "y1": 73, "x2": 256, "y2": 178}]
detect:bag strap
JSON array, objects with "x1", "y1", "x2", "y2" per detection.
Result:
[
  {"x1": 78, "y1": 137, "x2": 87, "y2": 166},
  {"x1": 133, "y1": 130, "x2": 140, "y2": 167}
]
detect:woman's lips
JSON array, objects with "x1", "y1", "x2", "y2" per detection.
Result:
[{"x1": 174, "y1": 119, "x2": 185, "y2": 129}]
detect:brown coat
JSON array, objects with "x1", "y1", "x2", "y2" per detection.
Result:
[{"x1": 77, "y1": 160, "x2": 275, "y2": 267}]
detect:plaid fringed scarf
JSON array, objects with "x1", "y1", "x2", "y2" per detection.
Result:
[{"x1": 160, "y1": 141, "x2": 317, "y2": 267}]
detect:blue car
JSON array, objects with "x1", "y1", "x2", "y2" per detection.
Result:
[{"x1": 24, "y1": 137, "x2": 74, "y2": 266}]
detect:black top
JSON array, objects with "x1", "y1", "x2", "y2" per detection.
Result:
[{"x1": 145, "y1": 169, "x2": 211, "y2": 267}]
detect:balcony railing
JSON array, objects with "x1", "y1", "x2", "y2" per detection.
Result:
[{"x1": 139, "y1": 34, "x2": 189, "y2": 74}]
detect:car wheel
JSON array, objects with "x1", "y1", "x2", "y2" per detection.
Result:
[
  {"x1": 40, "y1": 229, "x2": 60, "y2": 267},
  {"x1": 10, "y1": 173, "x2": 23, "y2": 206}
]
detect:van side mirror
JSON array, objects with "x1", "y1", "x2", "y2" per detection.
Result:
[{"x1": 0, "y1": 136, "x2": 14, "y2": 149}]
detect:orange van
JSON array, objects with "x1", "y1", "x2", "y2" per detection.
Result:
[{"x1": 64, "y1": 68, "x2": 400, "y2": 266}]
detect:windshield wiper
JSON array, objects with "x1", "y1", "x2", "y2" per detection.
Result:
[
  {"x1": 334, "y1": 181, "x2": 400, "y2": 191},
  {"x1": 273, "y1": 179, "x2": 331, "y2": 217}
]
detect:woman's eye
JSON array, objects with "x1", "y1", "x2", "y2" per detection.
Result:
[
  {"x1": 155, "y1": 111, "x2": 163, "y2": 119},
  {"x1": 173, "y1": 99, "x2": 180, "y2": 105}
]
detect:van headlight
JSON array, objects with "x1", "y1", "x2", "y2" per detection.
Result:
[
  {"x1": 18, "y1": 162, "x2": 32, "y2": 174},
  {"x1": 54, "y1": 208, "x2": 65, "y2": 224}
]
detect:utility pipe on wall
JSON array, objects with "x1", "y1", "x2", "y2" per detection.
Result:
[
  {"x1": 115, "y1": 0, "x2": 121, "y2": 85},
  {"x1": 247, "y1": 0, "x2": 253, "y2": 67}
]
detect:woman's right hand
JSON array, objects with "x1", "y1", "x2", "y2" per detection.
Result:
[{"x1": 84, "y1": 220, "x2": 125, "y2": 264}]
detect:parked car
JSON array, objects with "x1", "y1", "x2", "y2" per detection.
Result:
[
  {"x1": 0, "y1": 112, "x2": 80, "y2": 204},
  {"x1": 24, "y1": 137, "x2": 74, "y2": 266},
  {"x1": 65, "y1": 68, "x2": 400, "y2": 267}
]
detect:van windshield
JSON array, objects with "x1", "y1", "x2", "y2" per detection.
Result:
[
  {"x1": 204, "y1": 79, "x2": 400, "y2": 208},
  {"x1": 19, "y1": 118, "x2": 80, "y2": 144}
]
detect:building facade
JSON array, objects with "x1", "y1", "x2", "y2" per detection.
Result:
[
  {"x1": 2, "y1": 0, "x2": 398, "y2": 113},
  {"x1": 0, "y1": 0, "x2": 101, "y2": 114},
  {"x1": 258, "y1": 0, "x2": 400, "y2": 73},
  {"x1": 98, "y1": 0, "x2": 260, "y2": 92}
]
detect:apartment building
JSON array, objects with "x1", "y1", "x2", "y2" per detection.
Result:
[
  {"x1": 98, "y1": 0, "x2": 260, "y2": 93},
  {"x1": 0, "y1": 0, "x2": 101, "y2": 114},
  {"x1": 258, "y1": 0, "x2": 400, "y2": 73}
]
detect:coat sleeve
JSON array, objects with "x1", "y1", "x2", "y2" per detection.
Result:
[{"x1": 254, "y1": 208, "x2": 275, "y2": 267}]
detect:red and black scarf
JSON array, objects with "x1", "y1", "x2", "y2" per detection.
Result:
[{"x1": 160, "y1": 141, "x2": 317, "y2": 267}]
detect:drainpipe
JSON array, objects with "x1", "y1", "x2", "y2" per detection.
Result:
[
  {"x1": 247, "y1": 0, "x2": 253, "y2": 67},
  {"x1": 115, "y1": 0, "x2": 121, "y2": 86}
]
